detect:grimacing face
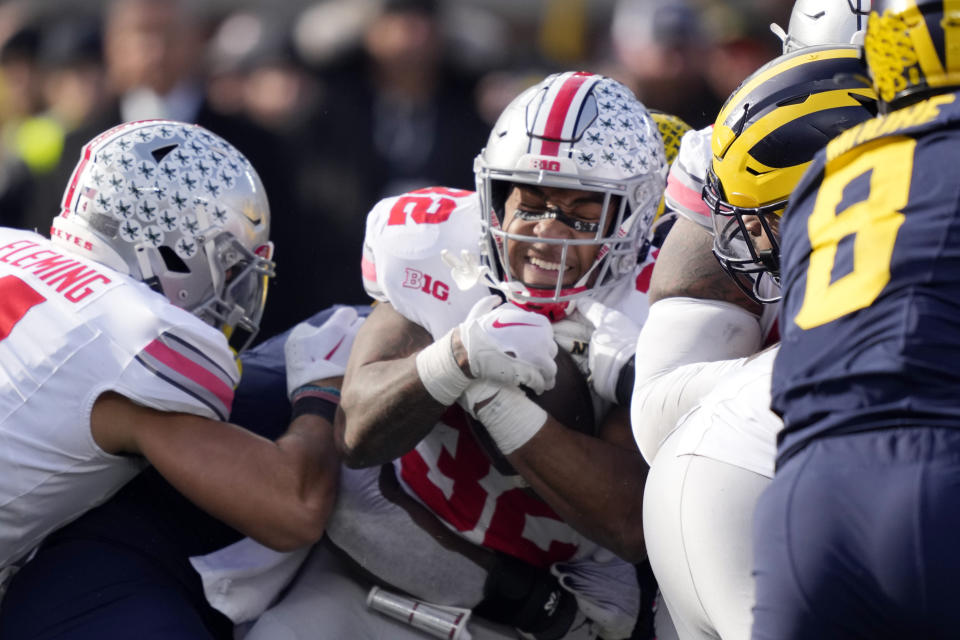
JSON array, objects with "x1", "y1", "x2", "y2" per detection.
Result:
[{"x1": 501, "y1": 183, "x2": 615, "y2": 290}]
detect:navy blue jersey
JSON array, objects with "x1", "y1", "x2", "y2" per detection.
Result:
[{"x1": 772, "y1": 92, "x2": 960, "y2": 465}]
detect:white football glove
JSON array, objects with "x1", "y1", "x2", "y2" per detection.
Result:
[
  {"x1": 579, "y1": 300, "x2": 641, "y2": 404},
  {"x1": 458, "y1": 295, "x2": 557, "y2": 394},
  {"x1": 284, "y1": 306, "x2": 364, "y2": 398},
  {"x1": 550, "y1": 551, "x2": 640, "y2": 640}
]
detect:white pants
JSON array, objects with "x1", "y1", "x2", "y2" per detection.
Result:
[
  {"x1": 245, "y1": 543, "x2": 517, "y2": 640},
  {"x1": 642, "y1": 430, "x2": 769, "y2": 640}
]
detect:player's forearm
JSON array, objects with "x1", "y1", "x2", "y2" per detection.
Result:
[
  {"x1": 337, "y1": 356, "x2": 448, "y2": 467},
  {"x1": 630, "y1": 297, "x2": 761, "y2": 461},
  {"x1": 507, "y1": 422, "x2": 650, "y2": 562},
  {"x1": 126, "y1": 404, "x2": 337, "y2": 550}
]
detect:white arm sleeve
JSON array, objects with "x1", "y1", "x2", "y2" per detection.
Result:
[{"x1": 631, "y1": 297, "x2": 762, "y2": 463}]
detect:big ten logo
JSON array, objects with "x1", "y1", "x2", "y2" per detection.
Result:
[
  {"x1": 402, "y1": 268, "x2": 449, "y2": 301},
  {"x1": 531, "y1": 159, "x2": 561, "y2": 172},
  {"x1": 388, "y1": 187, "x2": 472, "y2": 226}
]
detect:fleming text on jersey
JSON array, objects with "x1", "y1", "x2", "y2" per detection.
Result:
[{"x1": 0, "y1": 239, "x2": 113, "y2": 304}]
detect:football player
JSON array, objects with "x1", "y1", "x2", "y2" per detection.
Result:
[
  {"x1": 647, "y1": 0, "x2": 875, "y2": 363},
  {"x1": 624, "y1": 0, "x2": 878, "y2": 462},
  {"x1": 246, "y1": 71, "x2": 669, "y2": 640},
  {"x1": 755, "y1": 1, "x2": 960, "y2": 637},
  {"x1": 632, "y1": 47, "x2": 877, "y2": 640},
  {"x1": 0, "y1": 304, "x2": 364, "y2": 639},
  {"x1": 0, "y1": 121, "x2": 341, "y2": 612}
]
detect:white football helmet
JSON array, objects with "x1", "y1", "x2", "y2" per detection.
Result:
[
  {"x1": 474, "y1": 71, "x2": 666, "y2": 319},
  {"x1": 771, "y1": 0, "x2": 870, "y2": 53},
  {"x1": 52, "y1": 120, "x2": 275, "y2": 351}
]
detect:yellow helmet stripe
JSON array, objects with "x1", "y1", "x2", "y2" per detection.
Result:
[
  {"x1": 714, "y1": 88, "x2": 874, "y2": 207},
  {"x1": 715, "y1": 87, "x2": 874, "y2": 165},
  {"x1": 715, "y1": 48, "x2": 862, "y2": 131}
]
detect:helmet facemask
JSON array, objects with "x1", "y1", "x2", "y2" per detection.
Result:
[
  {"x1": 480, "y1": 173, "x2": 661, "y2": 312},
  {"x1": 703, "y1": 168, "x2": 782, "y2": 305},
  {"x1": 137, "y1": 225, "x2": 275, "y2": 352}
]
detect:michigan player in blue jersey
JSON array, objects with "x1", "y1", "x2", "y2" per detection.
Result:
[{"x1": 754, "y1": 1, "x2": 960, "y2": 638}]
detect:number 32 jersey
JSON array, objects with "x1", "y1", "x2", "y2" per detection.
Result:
[
  {"x1": 773, "y1": 93, "x2": 960, "y2": 465},
  {"x1": 361, "y1": 187, "x2": 654, "y2": 568},
  {"x1": 0, "y1": 228, "x2": 239, "y2": 568}
]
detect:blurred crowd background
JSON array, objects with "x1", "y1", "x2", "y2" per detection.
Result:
[{"x1": 0, "y1": 0, "x2": 791, "y2": 341}]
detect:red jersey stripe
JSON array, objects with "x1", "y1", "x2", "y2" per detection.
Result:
[{"x1": 143, "y1": 338, "x2": 234, "y2": 412}]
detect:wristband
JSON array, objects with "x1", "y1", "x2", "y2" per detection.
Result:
[
  {"x1": 474, "y1": 385, "x2": 547, "y2": 455},
  {"x1": 290, "y1": 384, "x2": 340, "y2": 422},
  {"x1": 415, "y1": 329, "x2": 472, "y2": 406}
]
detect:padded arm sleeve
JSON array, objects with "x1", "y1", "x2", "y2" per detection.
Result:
[{"x1": 630, "y1": 297, "x2": 762, "y2": 463}]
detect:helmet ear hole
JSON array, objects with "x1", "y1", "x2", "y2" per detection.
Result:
[{"x1": 158, "y1": 245, "x2": 190, "y2": 274}]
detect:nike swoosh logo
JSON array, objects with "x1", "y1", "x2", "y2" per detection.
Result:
[
  {"x1": 492, "y1": 319, "x2": 539, "y2": 329},
  {"x1": 242, "y1": 206, "x2": 263, "y2": 225},
  {"x1": 325, "y1": 335, "x2": 346, "y2": 359}
]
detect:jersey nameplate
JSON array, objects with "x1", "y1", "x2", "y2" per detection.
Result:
[{"x1": 0, "y1": 239, "x2": 118, "y2": 307}]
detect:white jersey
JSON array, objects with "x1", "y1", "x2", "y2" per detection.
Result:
[
  {"x1": 670, "y1": 347, "x2": 780, "y2": 478},
  {"x1": 0, "y1": 228, "x2": 239, "y2": 569},
  {"x1": 362, "y1": 187, "x2": 654, "y2": 568}
]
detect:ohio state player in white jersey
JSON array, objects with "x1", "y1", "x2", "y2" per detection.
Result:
[
  {"x1": 0, "y1": 121, "x2": 340, "y2": 578},
  {"x1": 247, "y1": 72, "x2": 668, "y2": 640},
  {"x1": 360, "y1": 185, "x2": 656, "y2": 567},
  {"x1": 0, "y1": 229, "x2": 238, "y2": 569}
]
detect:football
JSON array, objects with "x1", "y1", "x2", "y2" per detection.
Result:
[{"x1": 467, "y1": 344, "x2": 596, "y2": 476}]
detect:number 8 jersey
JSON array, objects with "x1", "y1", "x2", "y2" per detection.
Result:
[{"x1": 772, "y1": 93, "x2": 960, "y2": 466}]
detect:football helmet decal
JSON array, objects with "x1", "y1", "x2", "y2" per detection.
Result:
[
  {"x1": 704, "y1": 46, "x2": 877, "y2": 304},
  {"x1": 52, "y1": 120, "x2": 275, "y2": 351},
  {"x1": 474, "y1": 71, "x2": 667, "y2": 318}
]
